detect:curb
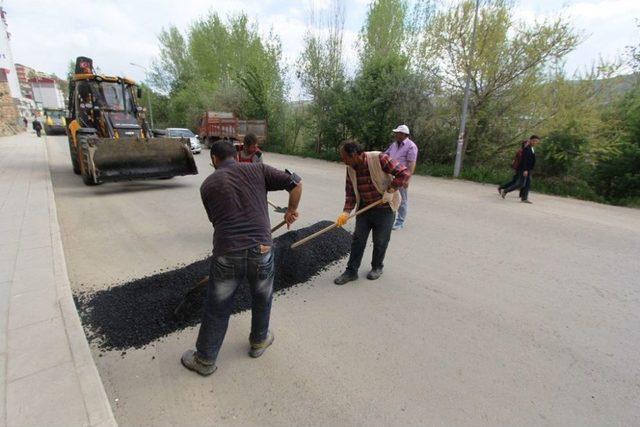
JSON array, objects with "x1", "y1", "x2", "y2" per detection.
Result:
[{"x1": 44, "y1": 138, "x2": 117, "y2": 426}]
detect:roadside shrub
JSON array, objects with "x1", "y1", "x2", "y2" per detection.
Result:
[
  {"x1": 591, "y1": 142, "x2": 640, "y2": 203},
  {"x1": 535, "y1": 176, "x2": 603, "y2": 202},
  {"x1": 537, "y1": 129, "x2": 587, "y2": 177}
]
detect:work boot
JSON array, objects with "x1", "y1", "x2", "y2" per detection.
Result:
[
  {"x1": 249, "y1": 331, "x2": 274, "y2": 358},
  {"x1": 334, "y1": 271, "x2": 358, "y2": 286},
  {"x1": 367, "y1": 268, "x2": 383, "y2": 280},
  {"x1": 181, "y1": 350, "x2": 217, "y2": 376}
]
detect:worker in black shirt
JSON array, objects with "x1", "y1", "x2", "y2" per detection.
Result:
[{"x1": 181, "y1": 140, "x2": 302, "y2": 376}]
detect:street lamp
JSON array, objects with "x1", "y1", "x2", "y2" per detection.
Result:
[
  {"x1": 129, "y1": 62, "x2": 154, "y2": 129},
  {"x1": 454, "y1": 0, "x2": 480, "y2": 177}
]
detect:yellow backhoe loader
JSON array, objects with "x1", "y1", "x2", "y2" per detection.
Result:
[{"x1": 66, "y1": 57, "x2": 198, "y2": 185}]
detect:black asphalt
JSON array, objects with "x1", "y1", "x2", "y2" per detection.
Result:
[{"x1": 74, "y1": 221, "x2": 352, "y2": 351}]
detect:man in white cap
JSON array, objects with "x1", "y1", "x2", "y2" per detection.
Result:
[{"x1": 385, "y1": 125, "x2": 418, "y2": 230}]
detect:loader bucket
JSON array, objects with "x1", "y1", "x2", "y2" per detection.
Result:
[{"x1": 86, "y1": 137, "x2": 198, "y2": 183}]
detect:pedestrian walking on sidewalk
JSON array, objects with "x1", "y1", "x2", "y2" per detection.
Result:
[
  {"x1": 32, "y1": 119, "x2": 42, "y2": 137},
  {"x1": 500, "y1": 135, "x2": 540, "y2": 203},
  {"x1": 385, "y1": 124, "x2": 418, "y2": 230},
  {"x1": 334, "y1": 140, "x2": 410, "y2": 286},
  {"x1": 181, "y1": 140, "x2": 303, "y2": 376}
]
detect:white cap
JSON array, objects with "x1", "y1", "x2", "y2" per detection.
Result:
[{"x1": 392, "y1": 124, "x2": 410, "y2": 134}]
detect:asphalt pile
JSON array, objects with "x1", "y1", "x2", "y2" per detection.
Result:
[{"x1": 74, "y1": 221, "x2": 352, "y2": 351}]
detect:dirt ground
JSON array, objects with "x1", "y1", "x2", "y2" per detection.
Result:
[{"x1": 46, "y1": 135, "x2": 640, "y2": 426}]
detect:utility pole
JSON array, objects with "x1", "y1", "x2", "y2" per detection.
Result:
[
  {"x1": 454, "y1": 0, "x2": 480, "y2": 178},
  {"x1": 129, "y1": 62, "x2": 154, "y2": 129}
]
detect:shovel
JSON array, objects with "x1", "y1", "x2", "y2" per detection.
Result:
[
  {"x1": 267, "y1": 199, "x2": 288, "y2": 213},
  {"x1": 290, "y1": 199, "x2": 384, "y2": 249}
]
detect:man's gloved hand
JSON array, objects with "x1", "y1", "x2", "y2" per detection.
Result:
[
  {"x1": 336, "y1": 212, "x2": 349, "y2": 227},
  {"x1": 382, "y1": 187, "x2": 397, "y2": 203}
]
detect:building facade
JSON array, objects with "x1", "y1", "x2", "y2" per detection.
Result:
[
  {"x1": 14, "y1": 64, "x2": 65, "y2": 110},
  {"x1": 0, "y1": 68, "x2": 20, "y2": 135},
  {"x1": 15, "y1": 63, "x2": 34, "y2": 99},
  {"x1": 29, "y1": 77, "x2": 65, "y2": 109},
  {"x1": 0, "y1": 3, "x2": 21, "y2": 99}
]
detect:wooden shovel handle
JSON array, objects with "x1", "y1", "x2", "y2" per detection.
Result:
[
  {"x1": 291, "y1": 199, "x2": 384, "y2": 249},
  {"x1": 271, "y1": 219, "x2": 287, "y2": 233}
]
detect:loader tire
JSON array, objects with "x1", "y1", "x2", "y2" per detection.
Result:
[
  {"x1": 67, "y1": 134, "x2": 80, "y2": 174},
  {"x1": 78, "y1": 137, "x2": 98, "y2": 186}
]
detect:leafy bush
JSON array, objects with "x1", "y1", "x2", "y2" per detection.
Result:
[
  {"x1": 591, "y1": 142, "x2": 640, "y2": 202},
  {"x1": 537, "y1": 128, "x2": 587, "y2": 177},
  {"x1": 534, "y1": 176, "x2": 604, "y2": 202}
]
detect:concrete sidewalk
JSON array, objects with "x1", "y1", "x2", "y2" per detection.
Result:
[{"x1": 0, "y1": 132, "x2": 115, "y2": 426}]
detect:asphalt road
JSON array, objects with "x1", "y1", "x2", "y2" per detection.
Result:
[{"x1": 46, "y1": 134, "x2": 640, "y2": 426}]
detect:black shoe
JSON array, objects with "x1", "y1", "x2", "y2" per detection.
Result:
[
  {"x1": 181, "y1": 350, "x2": 217, "y2": 376},
  {"x1": 367, "y1": 268, "x2": 383, "y2": 280},
  {"x1": 521, "y1": 199, "x2": 532, "y2": 204},
  {"x1": 249, "y1": 331, "x2": 274, "y2": 358},
  {"x1": 334, "y1": 271, "x2": 357, "y2": 285}
]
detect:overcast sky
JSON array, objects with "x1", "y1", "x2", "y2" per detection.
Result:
[{"x1": 3, "y1": 0, "x2": 639, "y2": 98}]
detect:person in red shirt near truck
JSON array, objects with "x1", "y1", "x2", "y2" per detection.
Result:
[{"x1": 238, "y1": 133, "x2": 263, "y2": 163}]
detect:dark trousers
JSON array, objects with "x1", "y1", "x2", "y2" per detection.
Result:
[
  {"x1": 499, "y1": 172, "x2": 520, "y2": 190},
  {"x1": 346, "y1": 206, "x2": 395, "y2": 274},
  {"x1": 520, "y1": 174, "x2": 532, "y2": 200},
  {"x1": 195, "y1": 246, "x2": 274, "y2": 363},
  {"x1": 503, "y1": 171, "x2": 531, "y2": 200}
]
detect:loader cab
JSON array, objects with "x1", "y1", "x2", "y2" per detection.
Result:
[{"x1": 71, "y1": 76, "x2": 148, "y2": 139}]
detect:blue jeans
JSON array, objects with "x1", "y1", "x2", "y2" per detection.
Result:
[
  {"x1": 394, "y1": 187, "x2": 408, "y2": 227},
  {"x1": 195, "y1": 246, "x2": 274, "y2": 363}
]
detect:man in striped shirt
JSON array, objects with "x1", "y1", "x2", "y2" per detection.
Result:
[{"x1": 334, "y1": 140, "x2": 410, "y2": 285}]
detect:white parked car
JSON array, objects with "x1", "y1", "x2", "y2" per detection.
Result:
[{"x1": 166, "y1": 128, "x2": 202, "y2": 154}]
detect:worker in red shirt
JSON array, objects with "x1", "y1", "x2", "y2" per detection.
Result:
[
  {"x1": 238, "y1": 133, "x2": 263, "y2": 163},
  {"x1": 334, "y1": 140, "x2": 410, "y2": 285}
]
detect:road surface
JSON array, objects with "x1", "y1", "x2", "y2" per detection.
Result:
[{"x1": 45, "y1": 134, "x2": 640, "y2": 426}]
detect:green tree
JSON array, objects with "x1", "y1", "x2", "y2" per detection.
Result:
[
  {"x1": 149, "y1": 27, "x2": 193, "y2": 94},
  {"x1": 591, "y1": 54, "x2": 640, "y2": 205},
  {"x1": 420, "y1": 0, "x2": 579, "y2": 163},
  {"x1": 297, "y1": 0, "x2": 347, "y2": 152},
  {"x1": 149, "y1": 13, "x2": 287, "y2": 142},
  {"x1": 347, "y1": 0, "x2": 413, "y2": 149}
]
